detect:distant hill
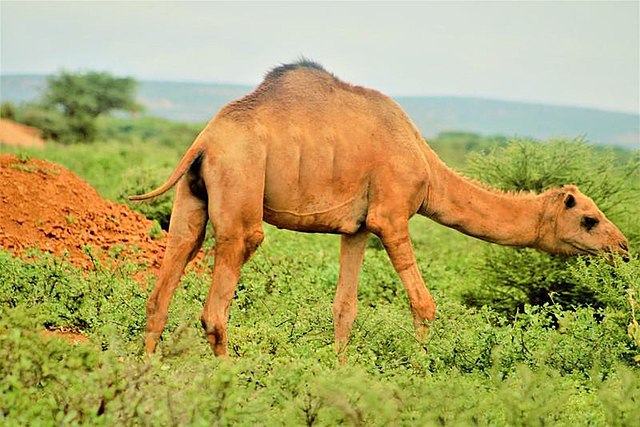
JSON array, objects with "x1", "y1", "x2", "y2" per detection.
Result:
[{"x1": 2, "y1": 74, "x2": 638, "y2": 148}]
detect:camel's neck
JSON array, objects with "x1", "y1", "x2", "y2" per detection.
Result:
[{"x1": 419, "y1": 147, "x2": 545, "y2": 248}]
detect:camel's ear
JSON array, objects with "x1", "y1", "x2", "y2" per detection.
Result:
[{"x1": 564, "y1": 194, "x2": 576, "y2": 209}]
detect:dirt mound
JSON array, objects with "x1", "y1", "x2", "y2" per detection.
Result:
[
  {"x1": 0, "y1": 154, "x2": 172, "y2": 271},
  {"x1": 0, "y1": 119, "x2": 46, "y2": 148}
]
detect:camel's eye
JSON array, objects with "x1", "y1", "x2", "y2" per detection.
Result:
[{"x1": 581, "y1": 216, "x2": 599, "y2": 231}]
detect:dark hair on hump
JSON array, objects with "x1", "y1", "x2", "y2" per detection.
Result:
[{"x1": 264, "y1": 57, "x2": 329, "y2": 81}]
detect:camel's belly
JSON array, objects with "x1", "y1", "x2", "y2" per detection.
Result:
[{"x1": 262, "y1": 190, "x2": 368, "y2": 234}]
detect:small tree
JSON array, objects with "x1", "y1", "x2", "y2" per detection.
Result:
[{"x1": 42, "y1": 71, "x2": 143, "y2": 142}]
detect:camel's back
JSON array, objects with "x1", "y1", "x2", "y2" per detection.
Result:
[{"x1": 214, "y1": 62, "x2": 429, "y2": 231}]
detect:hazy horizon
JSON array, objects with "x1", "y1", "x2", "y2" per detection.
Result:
[{"x1": 1, "y1": 1, "x2": 639, "y2": 114}]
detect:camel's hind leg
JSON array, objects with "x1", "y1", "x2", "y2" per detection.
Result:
[
  {"x1": 199, "y1": 148, "x2": 265, "y2": 356},
  {"x1": 200, "y1": 226, "x2": 263, "y2": 356},
  {"x1": 333, "y1": 230, "x2": 369, "y2": 365},
  {"x1": 145, "y1": 178, "x2": 207, "y2": 354}
]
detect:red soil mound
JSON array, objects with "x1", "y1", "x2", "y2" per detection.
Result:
[
  {"x1": 0, "y1": 119, "x2": 46, "y2": 148},
  {"x1": 0, "y1": 154, "x2": 170, "y2": 271}
]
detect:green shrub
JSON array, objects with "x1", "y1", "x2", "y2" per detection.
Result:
[
  {"x1": 0, "y1": 308, "x2": 102, "y2": 424},
  {"x1": 17, "y1": 104, "x2": 71, "y2": 141},
  {"x1": 0, "y1": 250, "x2": 146, "y2": 341},
  {"x1": 118, "y1": 166, "x2": 175, "y2": 229},
  {"x1": 0, "y1": 101, "x2": 17, "y2": 120}
]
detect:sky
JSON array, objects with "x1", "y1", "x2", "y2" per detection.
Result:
[{"x1": 1, "y1": 1, "x2": 639, "y2": 114}]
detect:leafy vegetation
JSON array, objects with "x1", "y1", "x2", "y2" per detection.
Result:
[
  {"x1": 1, "y1": 118, "x2": 639, "y2": 425},
  {"x1": 4, "y1": 71, "x2": 142, "y2": 143},
  {"x1": 118, "y1": 166, "x2": 175, "y2": 229}
]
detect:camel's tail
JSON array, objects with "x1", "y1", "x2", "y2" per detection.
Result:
[{"x1": 128, "y1": 129, "x2": 208, "y2": 201}]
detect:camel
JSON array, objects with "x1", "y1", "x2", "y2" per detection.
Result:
[{"x1": 131, "y1": 60, "x2": 629, "y2": 361}]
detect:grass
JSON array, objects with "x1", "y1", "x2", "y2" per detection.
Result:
[{"x1": 1, "y1": 217, "x2": 639, "y2": 425}]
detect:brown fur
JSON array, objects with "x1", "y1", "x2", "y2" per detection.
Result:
[{"x1": 132, "y1": 61, "x2": 629, "y2": 361}]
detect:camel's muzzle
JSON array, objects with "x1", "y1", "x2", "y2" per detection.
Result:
[
  {"x1": 602, "y1": 240, "x2": 630, "y2": 265},
  {"x1": 618, "y1": 241, "x2": 630, "y2": 263}
]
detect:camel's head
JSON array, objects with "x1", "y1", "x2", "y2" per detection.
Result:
[{"x1": 537, "y1": 185, "x2": 629, "y2": 261}]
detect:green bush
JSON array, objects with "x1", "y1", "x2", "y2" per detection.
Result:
[
  {"x1": 118, "y1": 166, "x2": 175, "y2": 229},
  {"x1": 0, "y1": 250, "x2": 146, "y2": 342},
  {"x1": 17, "y1": 104, "x2": 71, "y2": 141},
  {"x1": 0, "y1": 101, "x2": 17, "y2": 120}
]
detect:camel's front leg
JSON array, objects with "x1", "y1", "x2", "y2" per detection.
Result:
[
  {"x1": 333, "y1": 230, "x2": 369, "y2": 365},
  {"x1": 377, "y1": 223, "x2": 436, "y2": 341}
]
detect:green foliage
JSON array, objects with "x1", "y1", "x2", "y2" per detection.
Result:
[
  {"x1": 462, "y1": 139, "x2": 640, "y2": 314},
  {"x1": 148, "y1": 220, "x2": 164, "y2": 240},
  {"x1": 16, "y1": 103, "x2": 71, "y2": 141},
  {"x1": 0, "y1": 101, "x2": 17, "y2": 120},
  {"x1": 0, "y1": 251, "x2": 146, "y2": 337},
  {"x1": 118, "y1": 166, "x2": 175, "y2": 230},
  {"x1": 42, "y1": 71, "x2": 142, "y2": 143}
]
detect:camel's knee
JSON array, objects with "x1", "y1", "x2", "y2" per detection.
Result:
[{"x1": 165, "y1": 234, "x2": 199, "y2": 255}]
